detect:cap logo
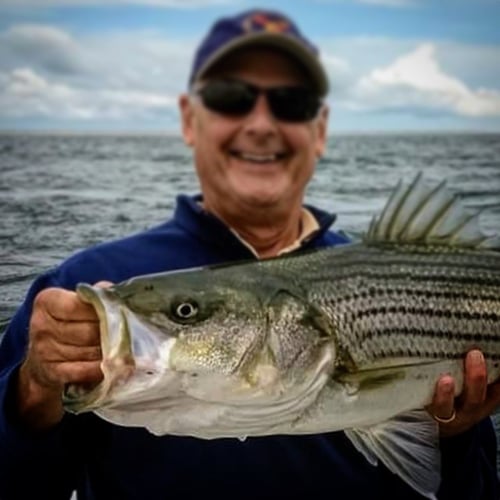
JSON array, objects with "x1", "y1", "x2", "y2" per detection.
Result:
[{"x1": 242, "y1": 12, "x2": 291, "y2": 34}]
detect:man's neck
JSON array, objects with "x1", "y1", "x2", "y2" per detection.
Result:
[
  {"x1": 230, "y1": 218, "x2": 302, "y2": 259},
  {"x1": 203, "y1": 201, "x2": 303, "y2": 259}
]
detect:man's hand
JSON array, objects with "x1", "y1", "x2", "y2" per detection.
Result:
[
  {"x1": 427, "y1": 349, "x2": 500, "y2": 437},
  {"x1": 17, "y1": 286, "x2": 104, "y2": 430}
]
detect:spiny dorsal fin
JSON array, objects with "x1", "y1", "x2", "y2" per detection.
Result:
[{"x1": 365, "y1": 172, "x2": 499, "y2": 249}]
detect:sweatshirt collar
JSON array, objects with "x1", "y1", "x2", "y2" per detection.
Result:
[{"x1": 173, "y1": 194, "x2": 337, "y2": 259}]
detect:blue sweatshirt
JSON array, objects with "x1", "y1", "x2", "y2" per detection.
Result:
[{"x1": 0, "y1": 195, "x2": 498, "y2": 500}]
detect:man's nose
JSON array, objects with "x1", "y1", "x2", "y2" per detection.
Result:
[{"x1": 242, "y1": 93, "x2": 278, "y2": 136}]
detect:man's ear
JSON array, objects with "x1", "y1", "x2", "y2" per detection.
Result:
[
  {"x1": 315, "y1": 104, "x2": 329, "y2": 158},
  {"x1": 179, "y1": 94, "x2": 195, "y2": 147}
]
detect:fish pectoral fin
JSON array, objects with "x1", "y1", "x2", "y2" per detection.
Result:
[{"x1": 345, "y1": 409, "x2": 440, "y2": 500}]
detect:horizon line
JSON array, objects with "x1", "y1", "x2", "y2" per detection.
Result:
[{"x1": 1, "y1": 129, "x2": 499, "y2": 136}]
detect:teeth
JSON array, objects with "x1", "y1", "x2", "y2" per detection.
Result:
[{"x1": 238, "y1": 152, "x2": 279, "y2": 163}]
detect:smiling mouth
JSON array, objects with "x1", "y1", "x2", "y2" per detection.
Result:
[{"x1": 230, "y1": 151, "x2": 288, "y2": 164}]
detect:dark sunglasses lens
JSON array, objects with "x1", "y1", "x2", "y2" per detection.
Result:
[
  {"x1": 268, "y1": 87, "x2": 321, "y2": 122},
  {"x1": 199, "y1": 81, "x2": 256, "y2": 116}
]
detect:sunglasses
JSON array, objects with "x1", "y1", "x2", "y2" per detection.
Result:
[{"x1": 195, "y1": 79, "x2": 322, "y2": 123}]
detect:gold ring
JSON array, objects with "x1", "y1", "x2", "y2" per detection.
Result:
[{"x1": 433, "y1": 409, "x2": 456, "y2": 424}]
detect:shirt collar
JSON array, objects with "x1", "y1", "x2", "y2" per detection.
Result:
[
  {"x1": 228, "y1": 208, "x2": 320, "y2": 258},
  {"x1": 173, "y1": 194, "x2": 338, "y2": 260}
]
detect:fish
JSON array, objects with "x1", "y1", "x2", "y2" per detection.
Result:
[{"x1": 63, "y1": 173, "x2": 500, "y2": 499}]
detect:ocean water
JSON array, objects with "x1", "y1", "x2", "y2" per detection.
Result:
[{"x1": 1, "y1": 132, "x2": 499, "y2": 471}]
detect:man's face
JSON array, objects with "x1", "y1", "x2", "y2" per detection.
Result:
[{"x1": 180, "y1": 47, "x2": 328, "y2": 218}]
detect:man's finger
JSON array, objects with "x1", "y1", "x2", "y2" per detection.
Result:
[
  {"x1": 56, "y1": 361, "x2": 104, "y2": 385},
  {"x1": 53, "y1": 321, "x2": 101, "y2": 347},
  {"x1": 46, "y1": 344, "x2": 102, "y2": 363},
  {"x1": 461, "y1": 350, "x2": 487, "y2": 411},
  {"x1": 428, "y1": 375, "x2": 455, "y2": 420},
  {"x1": 36, "y1": 288, "x2": 98, "y2": 322}
]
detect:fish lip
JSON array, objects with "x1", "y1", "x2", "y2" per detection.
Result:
[{"x1": 63, "y1": 283, "x2": 135, "y2": 412}]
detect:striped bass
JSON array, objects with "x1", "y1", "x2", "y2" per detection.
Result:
[{"x1": 63, "y1": 173, "x2": 500, "y2": 499}]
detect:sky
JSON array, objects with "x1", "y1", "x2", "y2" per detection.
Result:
[{"x1": 0, "y1": 0, "x2": 500, "y2": 133}]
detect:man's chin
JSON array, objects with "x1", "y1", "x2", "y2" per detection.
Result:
[{"x1": 236, "y1": 189, "x2": 286, "y2": 209}]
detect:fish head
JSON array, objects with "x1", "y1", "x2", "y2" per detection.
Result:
[{"x1": 63, "y1": 269, "x2": 269, "y2": 412}]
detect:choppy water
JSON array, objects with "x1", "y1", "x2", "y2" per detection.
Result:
[{"x1": 1, "y1": 132, "x2": 500, "y2": 470}]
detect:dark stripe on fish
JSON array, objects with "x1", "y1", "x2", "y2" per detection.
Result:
[
  {"x1": 329, "y1": 288, "x2": 498, "y2": 302},
  {"x1": 365, "y1": 348, "x2": 500, "y2": 361},
  {"x1": 361, "y1": 327, "x2": 500, "y2": 344},
  {"x1": 321, "y1": 273, "x2": 500, "y2": 288},
  {"x1": 349, "y1": 307, "x2": 499, "y2": 323}
]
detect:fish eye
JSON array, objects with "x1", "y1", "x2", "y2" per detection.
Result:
[{"x1": 173, "y1": 301, "x2": 199, "y2": 320}]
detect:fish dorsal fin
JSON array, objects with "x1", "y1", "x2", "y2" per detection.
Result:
[
  {"x1": 345, "y1": 409, "x2": 440, "y2": 499},
  {"x1": 365, "y1": 172, "x2": 500, "y2": 249}
]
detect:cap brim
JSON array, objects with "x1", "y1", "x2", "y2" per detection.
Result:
[{"x1": 194, "y1": 32, "x2": 329, "y2": 97}]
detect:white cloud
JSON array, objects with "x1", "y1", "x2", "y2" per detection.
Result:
[
  {"x1": 353, "y1": 43, "x2": 500, "y2": 117},
  {"x1": 0, "y1": 67, "x2": 176, "y2": 119},
  {"x1": 1, "y1": 22, "x2": 500, "y2": 129},
  {"x1": 322, "y1": 54, "x2": 350, "y2": 74},
  {"x1": 1, "y1": 67, "x2": 85, "y2": 118},
  {"x1": 1, "y1": 23, "x2": 194, "y2": 83},
  {"x1": 0, "y1": 25, "x2": 88, "y2": 75},
  {"x1": 321, "y1": 53, "x2": 353, "y2": 93},
  {"x1": 0, "y1": 24, "x2": 188, "y2": 124}
]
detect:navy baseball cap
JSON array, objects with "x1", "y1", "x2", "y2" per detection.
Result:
[{"x1": 189, "y1": 9, "x2": 329, "y2": 96}]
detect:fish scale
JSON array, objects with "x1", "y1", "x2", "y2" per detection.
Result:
[{"x1": 285, "y1": 246, "x2": 500, "y2": 366}]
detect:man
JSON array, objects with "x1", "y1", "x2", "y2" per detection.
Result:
[{"x1": 0, "y1": 8, "x2": 498, "y2": 500}]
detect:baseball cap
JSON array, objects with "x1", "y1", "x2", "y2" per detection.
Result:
[{"x1": 188, "y1": 9, "x2": 329, "y2": 96}]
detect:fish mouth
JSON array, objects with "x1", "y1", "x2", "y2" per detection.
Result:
[{"x1": 62, "y1": 283, "x2": 136, "y2": 413}]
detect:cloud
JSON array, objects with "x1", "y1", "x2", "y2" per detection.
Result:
[
  {"x1": 0, "y1": 25, "x2": 87, "y2": 76},
  {"x1": 353, "y1": 43, "x2": 500, "y2": 117},
  {"x1": 0, "y1": 0, "x2": 236, "y2": 7},
  {"x1": 321, "y1": 54, "x2": 353, "y2": 94},
  {"x1": 0, "y1": 67, "x2": 176, "y2": 120},
  {"x1": 0, "y1": 24, "x2": 189, "y2": 125},
  {"x1": 1, "y1": 21, "x2": 500, "y2": 130}
]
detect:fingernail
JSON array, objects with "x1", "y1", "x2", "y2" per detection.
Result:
[
  {"x1": 469, "y1": 350, "x2": 484, "y2": 364},
  {"x1": 440, "y1": 378, "x2": 454, "y2": 394}
]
